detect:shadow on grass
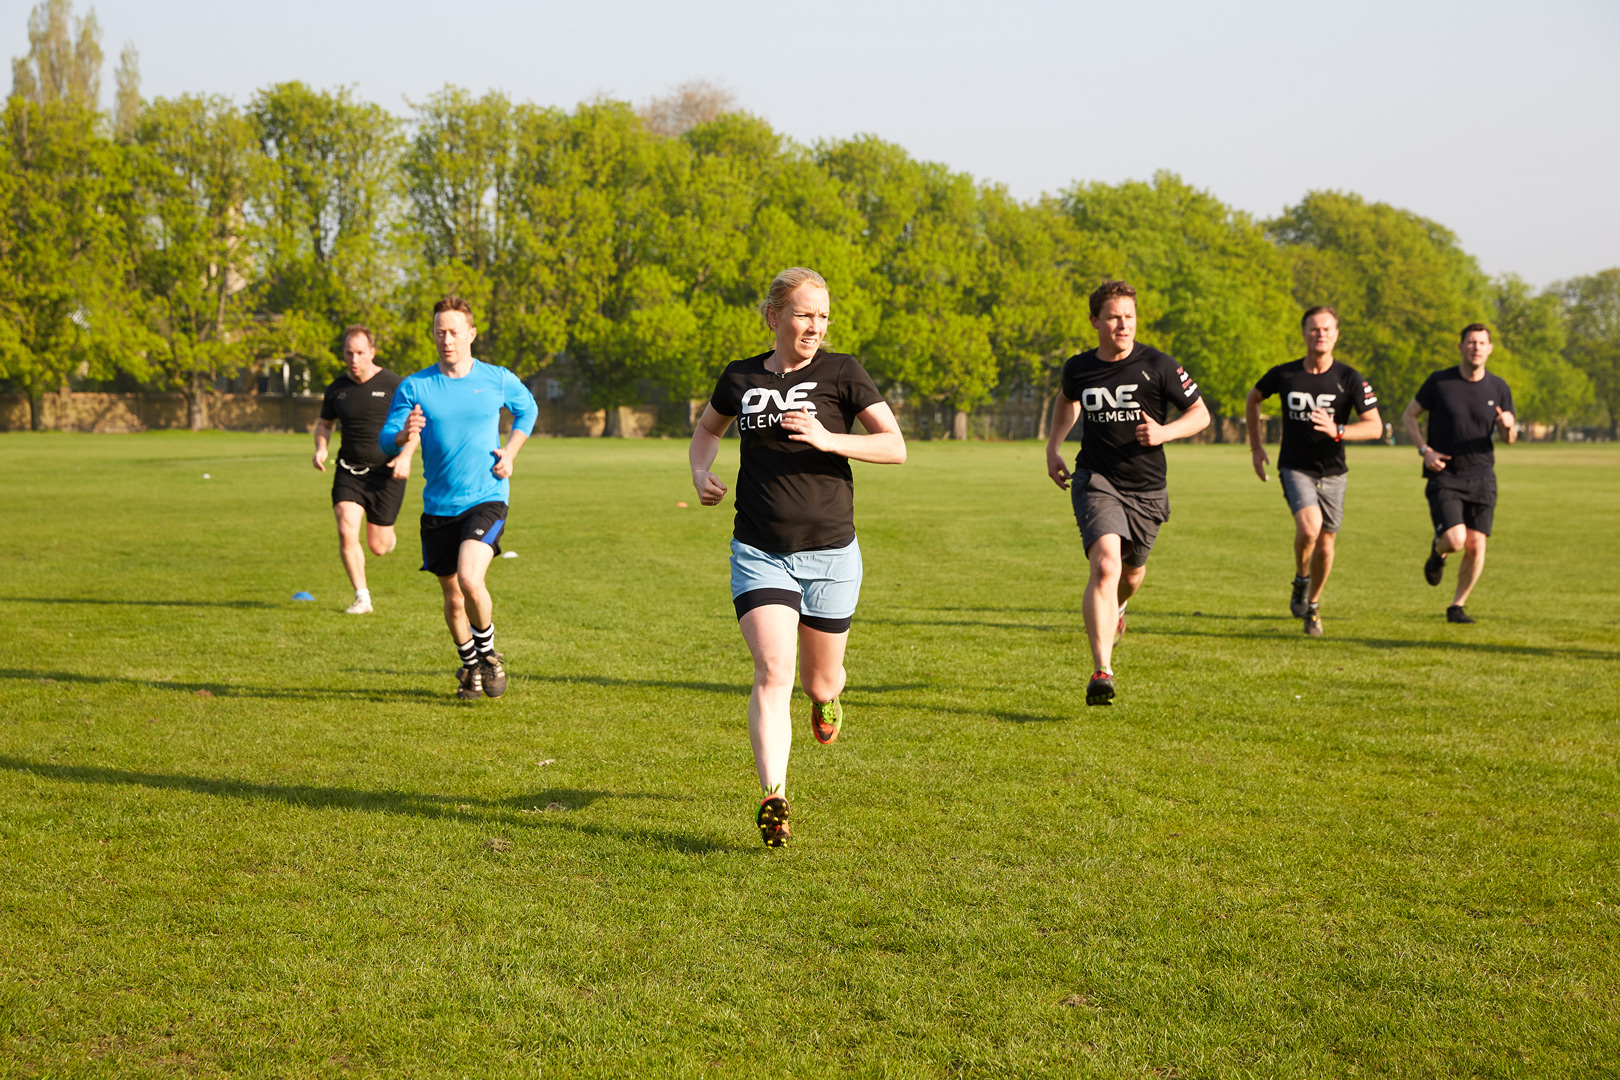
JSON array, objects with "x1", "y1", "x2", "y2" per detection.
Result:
[
  {"x1": 861, "y1": 614, "x2": 1071, "y2": 633},
  {"x1": 0, "y1": 669, "x2": 446, "y2": 704},
  {"x1": 1130, "y1": 626, "x2": 1619, "y2": 662},
  {"x1": 527, "y1": 673, "x2": 933, "y2": 697},
  {"x1": 0, "y1": 757, "x2": 726, "y2": 855},
  {"x1": 0, "y1": 596, "x2": 276, "y2": 610},
  {"x1": 843, "y1": 692, "x2": 1065, "y2": 725}
]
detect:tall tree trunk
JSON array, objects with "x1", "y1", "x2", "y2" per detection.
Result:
[
  {"x1": 28, "y1": 392, "x2": 45, "y2": 432},
  {"x1": 952, "y1": 408, "x2": 968, "y2": 441},
  {"x1": 1036, "y1": 389, "x2": 1052, "y2": 443},
  {"x1": 188, "y1": 370, "x2": 207, "y2": 431}
]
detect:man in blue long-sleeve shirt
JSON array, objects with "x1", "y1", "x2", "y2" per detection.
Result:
[{"x1": 381, "y1": 295, "x2": 539, "y2": 700}]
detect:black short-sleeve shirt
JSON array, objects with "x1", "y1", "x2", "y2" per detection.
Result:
[
  {"x1": 1253, "y1": 358, "x2": 1379, "y2": 478},
  {"x1": 320, "y1": 369, "x2": 403, "y2": 469},
  {"x1": 709, "y1": 350, "x2": 886, "y2": 553},
  {"x1": 1414, "y1": 367, "x2": 1514, "y2": 479},
  {"x1": 1060, "y1": 343, "x2": 1202, "y2": 492}
]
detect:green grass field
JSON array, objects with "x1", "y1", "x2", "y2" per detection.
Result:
[{"x1": 1, "y1": 433, "x2": 1616, "y2": 1078}]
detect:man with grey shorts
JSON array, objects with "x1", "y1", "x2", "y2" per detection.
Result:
[
  {"x1": 1246, "y1": 306, "x2": 1383, "y2": 636},
  {"x1": 1047, "y1": 280, "x2": 1210, "y2": 706}
]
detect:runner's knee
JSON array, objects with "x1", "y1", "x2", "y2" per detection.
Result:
[
  {"x1": 1089, "y1": 546, "x2": 1123, "y2": 580},
  {"x1": 456, "y1": 567, "x2": 486, "y2": 599},
  {"x1": 753, "y1": 653, "x2": 795, "y2": 690},
  {"x1": 800, "y1": 666, "x2": 843, "y2": 702}
]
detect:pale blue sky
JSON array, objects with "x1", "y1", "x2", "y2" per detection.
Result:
[{"x1": 9, "y1": 0, "x2": 1617, "y2": 285}]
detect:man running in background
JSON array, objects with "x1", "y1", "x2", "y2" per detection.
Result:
[
  {"x1": 313, "y1": 325, "x2": 415, "y2": 615},
  {"x1": 1046, "y1": 280, "x2": 1210, "y2": 706},
  {"x1": 1402, "y1": 323, "x2": 1516, "y2": 624},
  {"x1": 380, "y1": 296, "x2": 539, "y2": 699},
  {"x1": 1246, "y1": 306, "x2": 1382, "y2": 636}
]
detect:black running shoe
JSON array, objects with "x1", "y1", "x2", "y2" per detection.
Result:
[
  {"x1": 1424, "y1": 545, "x2": 1446, "y2": 586},
  {"x1": 456, "y1": 665, "x2": 482, "y2": 700},
  {"x1": 1086, "y1": 671, "x2": 1115, "y2": 706},
  {"x1": 756, "y1": 795, "x2": 790, "y2": 847},
  {"x1": 1289, "y1": 577, "x2": 1310, "y2": 618},
  {"x1": 479, "y1": 651, "x2": 507, "y2": 698},
  {"x1": 1304, "y1": 609, "x2": 1323, "y2": 637},
  {"x1": 1446, "y1": 605, "x2": 1475, "y2": 624}
]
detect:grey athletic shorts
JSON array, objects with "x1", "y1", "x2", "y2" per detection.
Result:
[
  {"x1": 1280, "y1": 468, "x2": 1347, "y2": 533},
  {"x1": 1070, "y1": 467, "x2": 1170, "y2": 568}
]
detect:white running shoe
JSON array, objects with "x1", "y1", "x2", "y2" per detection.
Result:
[{"x1": 344, "y1": 598, "x2": 373, "y2": 615}]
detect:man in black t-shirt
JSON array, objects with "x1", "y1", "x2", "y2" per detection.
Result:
[
  {"x1": 1246, "y1": 306, "x2": 1383, "y2": 636},
  {"x1": 313, "y1": 325, "x2": 416, "y2": 615},
  {"x1": 1046, "y1": 280, "x2": 1210, "y2": 706},
  {"x1": 1401, "y1": 323, "x2": 1516, "y2": 623}
]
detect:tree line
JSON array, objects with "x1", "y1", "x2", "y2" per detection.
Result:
[{"x1": 3, "y1": 0, "x2": 1616, "y2": 437}]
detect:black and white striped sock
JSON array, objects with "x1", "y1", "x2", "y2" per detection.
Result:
[
  {"x1": 470, "y1": 624, "x2": 495, "y2": 658},
  {"x1": 456, "y1": 638, "x2": 478, "y2": 669}
]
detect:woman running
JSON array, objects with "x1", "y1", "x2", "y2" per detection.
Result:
[{"x1": 688, "y1": 267, "x2": 906, "y2": 847}]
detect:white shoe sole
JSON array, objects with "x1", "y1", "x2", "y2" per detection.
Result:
[{"x1": 344, "y1": 601, "x2": 373, "y2": 615}]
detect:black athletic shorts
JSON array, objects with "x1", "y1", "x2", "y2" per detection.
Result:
[
  {"x1": 1071, "y1": 467, "x2": 1170, "y2": 568},
  {"x1": 1426, "y1": 473, "x2": 1496, "y2": 537},
  {"x1": 420, "y1": 501, "x2": 507, "y2": 577},
  {"x1": 332, "y1": 461, "x2": 407, "y2": 527}
]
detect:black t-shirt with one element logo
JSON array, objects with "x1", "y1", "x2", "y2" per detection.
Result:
[
  {"x1": 1414, "y1": 366, "x2": 1514, "y2": 479},
  {"x1": 1253, "y1": 358, "x2": 1379, "y2": 478},
  {"x1": 1060, "y1": 343, "x2": 1203, "y2": 492},
  {"x1": 709, "y1": 350, "x2": 886, "y2": 554},
  {"x1": 320, "y1": 369, "x2": 403, "y2": 469}
]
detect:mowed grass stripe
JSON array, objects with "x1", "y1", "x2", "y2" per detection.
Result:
[{"x1": 0, "y1": 432, "x2": 1615, "y2": 1077}]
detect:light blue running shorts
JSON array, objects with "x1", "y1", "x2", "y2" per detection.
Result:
[{"x1": 729, "y1": 536, "x2": 863, "y2": 633}]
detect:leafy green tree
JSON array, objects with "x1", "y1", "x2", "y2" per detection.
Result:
[
  {"x1": 1064, "y1": 172, "x2": 1295, "y2": 436},
  {"x1": 1268, "y1": 190, "x2": 1495, "y2": 413},
  {"x1": 664, "y1": 113, "x2": 867, "y2": 400},
  {"x1": 399, "y1": 87, "x2": 521, "y2": 371},
  {"x1": 819, "y1": 136, "x2": 998, "y2": 435},
  {"x1": 0, "y1": 98, "x2": 131, "y2": 429},
  {"x1": 128, "y1": 95, "x2": 263, "y2": 429},
  {"x1": 10, "y1": 0, "x2": 101, "y2": 110},
  {"x1": 1492, "y1": 274, "x2": 1593, "y2": 435},
  {"x1": 500, "y1": 99, "x2": 683, "y2": 407},
  {"x1": 251, "y1": 81, "x2": 401, "y2": 384},
  {"x1": 980, "y1": 191, "x2": 1108, "y2": 435},
  {"x1": 1557, "y1": 268, "x2": 1620, "y2": 436},
  {"x1": 111, "y1": 42, "x2": 138, "y2": 140}
]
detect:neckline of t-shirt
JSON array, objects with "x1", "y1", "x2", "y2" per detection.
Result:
[
  {"x1": 1090, "y1": 344, "x2": 1152, "y2": 364},
  {"x1": 1298, "y1": 356, "x2": 1338, "y2": 376},
  {"x1": 758, "y1": 350, "x2": 827, "y2": 377},
  {"x1": 434, "y1": 358, "x2": 483, "y2": 380}
]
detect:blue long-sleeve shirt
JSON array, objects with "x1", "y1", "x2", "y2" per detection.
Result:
[{"x1": 380, "y1": 360, "x2": 539, "y2": 517}]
